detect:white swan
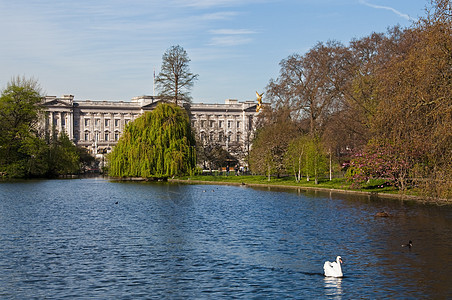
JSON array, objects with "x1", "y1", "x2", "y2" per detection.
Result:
[{"x1": 324, "y1": 256, "x2": 343, "y2": 277}]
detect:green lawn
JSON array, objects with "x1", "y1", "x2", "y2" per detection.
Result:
[{"x1": 176, "y1": 174, "x2": 399, "y2": 194}]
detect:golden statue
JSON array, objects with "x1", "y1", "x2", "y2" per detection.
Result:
[{"x1": 255, "y1": 91, "x2": 263, "y2": 112}]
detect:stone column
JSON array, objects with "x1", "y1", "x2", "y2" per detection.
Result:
[
  {"x1": 68, "y1": 110, "x2": 73, "y2": 140},
  {"x1": 80, "y1": 114, "x2": 85, "y2": 134},
  {"x1": 110, "y1": 113, "x2": 114, "y2": 142},
  {"x1": 120, "y1": 113, "x2": 125, "y2": 133},
  {"x1": 49, "y1": 112, "x2": 53, "y2": 133},
  {"x1": 59, "y1": 112, "x2": 63, "y2": 135},
  {"x1": 100, "y1": 113, "x2": 105, "y2": 142},
  {"x1": 90, "y1": 113, "x2": 95, "y2": 142}
]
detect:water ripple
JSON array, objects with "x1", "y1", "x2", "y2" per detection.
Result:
[{"x1": 0, "y1": 179, "x2": 451, "y2": 299}]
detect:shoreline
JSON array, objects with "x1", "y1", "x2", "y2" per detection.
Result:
[
  {"x1": 9, "y1": 175, "x2": 446, "y2": 205},
  {"x1": 168, "y1": 178, "x2": 451, "y2": 205}
]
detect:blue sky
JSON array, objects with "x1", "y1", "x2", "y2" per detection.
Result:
[{"x1": 0, "y1": 0, "x2": 428, "y2": 103}]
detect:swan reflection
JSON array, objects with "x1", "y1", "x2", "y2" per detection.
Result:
[{"x1": 324, "y1": 277, "x2": 343, "y2": 298}]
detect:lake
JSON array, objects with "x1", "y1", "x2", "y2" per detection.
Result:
[{"x1": 0, "y1": 178, "x2": 451, "y2": 299}]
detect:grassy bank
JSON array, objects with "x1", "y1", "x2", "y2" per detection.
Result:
[
  {"x1": 174, "y1": 175, "x2": 398, "y2": 194},
  {"x1": 171, "y1": 175, "x2": 449, "y2": 204}
]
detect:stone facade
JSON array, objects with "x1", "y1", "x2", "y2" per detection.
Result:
[
  {"x1": 189, "y1": 99, "x2": 258, "y2": 164},
  {"x1": 41, "y1": 95, "x2": 258, "y2": 164}
]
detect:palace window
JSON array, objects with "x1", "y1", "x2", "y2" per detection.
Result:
[
  {"x1": 227, "y1": 120, "x2": 232, "y2": 128},
  {"x1": 219, "y1": 120, "x2": 223, "y2": 128},
  {"x1": 85, "y1": 119, "x2": 90, "y2": 127},
  {"x1": 84, "y1": 131, "x2": 89, "y2": 141},
  {"x1": 105, "y1": 119, "x2": 110, "y2": 127},
  {"x1": 95, "y1": 119, "x2": 100, "y2": 126},
  {"x1": 104, "y1": 132, "x2": 109, "y2": 141},
  {"x1": 114, "y1": 132, "x2": 119, "y2": 141},
  {"x1": 115, "y1": 119, "x2": 120, "y2": 127},
  {"x1": 237, "y1": 121, "x2": 241, "y2": 128}
]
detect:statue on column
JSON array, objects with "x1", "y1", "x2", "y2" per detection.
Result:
[{"x1": 255, "y1": 91, "x2": 263, "y2": 112}]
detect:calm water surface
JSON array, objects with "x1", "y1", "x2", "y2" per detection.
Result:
[{"x1": 0, "y1": 178, "x2": 451, "y2": 299}]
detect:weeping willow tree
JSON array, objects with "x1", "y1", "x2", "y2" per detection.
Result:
[{"x1": 108, "y1": 103, "x2": 196, "y2": 178}]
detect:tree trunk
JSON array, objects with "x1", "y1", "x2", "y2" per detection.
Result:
[
  {"x1": 298, "y1": 152, "x2": 302, "y2": 182},
  {"x1": 329, "y1": 149, "x2": 332, "y2": 181},
  {"x1": 315, "y1": 159, "x2": 318, "y2": 185}
]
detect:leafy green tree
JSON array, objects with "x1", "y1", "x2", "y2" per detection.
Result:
[
  {"x1": 22, "y1": 134, "x2": 51, "y2": 177},
  {"x1": 197, "y1": 142, "x2": 237, "y2": 171},
  {"x1": 77, "y1": 146, "x2": 96, "y2": 173},
  {"x1": 0, "y1": 77, "x2": 44, "y2": 177},
  {"x1": 108, "y1": 103, "x2": 196, "y2": 178},
  {"x1": 303, "y1": 136, "x2": 328, "y2": 184},
  {"x1": 249, "y1": 107, "x2": 299, "y2": 180},
  {"x1": 0, "y1": 77, "x2": 84, "y2": 178},
  {"x1": 49, "y1": 132, "x2": 81, "y2": 176},
  {"x1": 0, "y1": 77, "x2": 42, "y2": 162},
  {"x1": 249, "y1": 128, "x2": 280, "y2": 181},
  {"x1": 155, "y1": 45, "x2": 198, "y2": 106},
  {"x1": 285, "y1": 135, "x2": 310, "y2": 182}
]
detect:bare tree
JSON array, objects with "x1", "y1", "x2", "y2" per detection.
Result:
[
  {"x1": 266, "y1": 41, "x2": 350, "y2": 136},
  {"x1": 155, "y1": 45, "x2": 198, "y2": 106}
]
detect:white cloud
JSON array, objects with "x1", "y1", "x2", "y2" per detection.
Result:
[
  {"x1": 208, "y1": 28, "x2": 256, "y2": 46},
  {"x1": 210, "y1": 29, "x2": 256, "y2": 35},
  {"x1": 359, "y1": 0, "x2": 413, "y2": 21},
  {"x1": 172, "y1": 0, "x2": 266, "y2": 8},
  {"x1": 209, "y1": 36, "x2": 254, "y2": 46},
  {"x1": 200, "y1": 11, "x2": 240, "y2": 20}
]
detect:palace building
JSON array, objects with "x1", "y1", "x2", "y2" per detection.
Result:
[{"x1": 41, "y1": 95, "x2": 259, "y2": 164}]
